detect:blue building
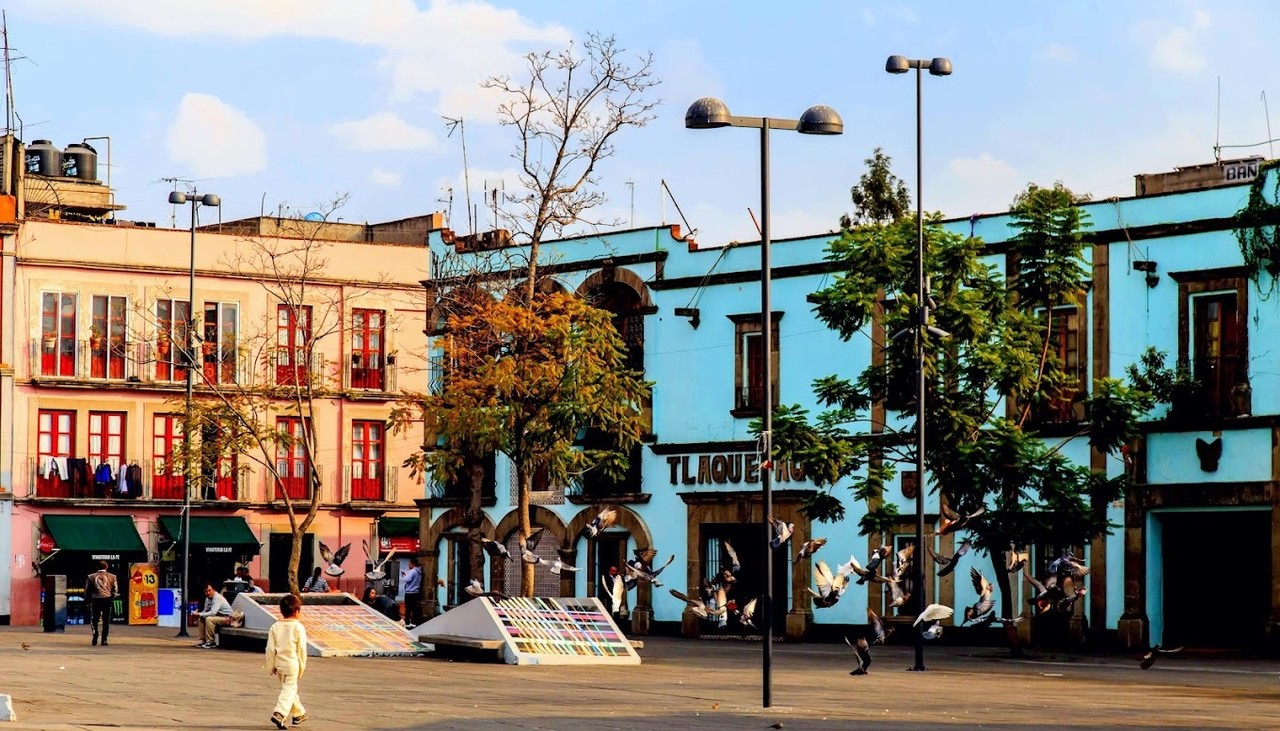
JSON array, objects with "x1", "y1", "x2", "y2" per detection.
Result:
[{"x1": 413, "y1": 156, "x2": 1278, "y2": 652}]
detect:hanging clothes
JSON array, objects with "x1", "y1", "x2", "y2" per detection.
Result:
[
  {"x1": 94, "y1": 462, "x2": 114, "y2": 497},
  {"x1": 125, "y1": 463, "x2": 144, "y2": 498},
  {"x1": 67, "y1": 458, "x2": 91, "y2": 498},
  {"x1": 43, "y1": 456, "x2": 68, "y2": 480}
]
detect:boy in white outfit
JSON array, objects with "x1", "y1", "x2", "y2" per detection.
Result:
[{"x1": 265, "y1": 593, "x2": 308, "y2": 728}]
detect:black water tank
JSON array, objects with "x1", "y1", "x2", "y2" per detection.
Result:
[
  {"x1": 24, "y1": 139, "x2": 62, "y2": 177},
  {"x1": 62, "y1": 142, "x2": 98, "y2": 181}
]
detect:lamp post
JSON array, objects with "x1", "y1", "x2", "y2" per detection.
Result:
[
  {"x1": 685, "y1": 98, "x2": 842, "y2": 708},
  {"x1": 167, "y1": 190, "x2": 220, "y2": 638},
  {"x1": 885, "y1": 54, "x2": 952, "y2": 672}
]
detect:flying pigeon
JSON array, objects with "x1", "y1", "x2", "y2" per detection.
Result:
[
  {"x1": 736, "y1": 597, "x2": 759, "y2": 629},
  {"x1": 362, "y1": 540, "x2": 397, "y2": 581},
  {"x1": 794, "y1": 538, "x2": 827, "y2": 564},
  {"x1": 1139, "y1": 644, "x2": 1184, "y2": 670},
  {"x1": 1024, "y1": 570, "x2": 1058, "y2": 611},
  {"x1": 723, "y1": 540, "x2": 742, "y2": 575},
  {"x1": 835, "y1": 555, "x2": 887, "y2": 585},
  {"x1": 863, "y1": 545, "x2": 891, "y2": 576},
  {"x1": 806, "y1": 560, "x2": 847, "y2": 609},
  {"x1": 768, "y1": 516, "x2": 795, "y2": 550},
  {"x1": 884, "y1": 578, "x2": 911, "y2": 610},
  {"x1": 1005, "y1": 547, "x2": 1029, "y2": 575},
  {"x1": 962, "y1": 567, "x2": 995, "y2": 624},
  {"x1": 549, "y1": 560, "x2": 580, "y2": 575},
  {"x1": 464, "y1": 578, "x2": 509, "y2": 602},
  {"x1": 846, "y1": 635, "x2": 873, "y2": 675},
  {"x1": 934, "y1": 503, "x2": 985, "y2": 536},
  {"x1": 578, "y1": 508, "x2": 618, "y2": 541},
  {"x1": 914, "y1": 603, "x2": 953, "y2": 640},
  {"x1": 968, "y1": 611, "x2": 1026, "y2": 629},
  {"x1": 520, "y1": 527, "x2": 547, "y2": 565},
  {"x1": 1048, "y1": 553, "x2": 1090, "y2": 581},
  {"x1": 318, "y1": 541, "x2": 351, "y2": 577},
  {"x1": 669, "y1": 588, "x2": 726, "y2": 621},
  {"x1": 866, "y1": 608, "x2": 893, "y2": 645},
  {"x1": 927, "y1": 539, "x2": 971, "y2": 578},
  {"x1": 893, "y1": 544, "x2": 915, "y2": 581},
  {"x1": 479, "y1": 537, "x2": 512, "y2": 562},
  {"x1": 600, "y1": 570, "x2": 628, "y2": 614},
  {"x1": 624, "y1": 553, "x2": 676, "y2": 587}
]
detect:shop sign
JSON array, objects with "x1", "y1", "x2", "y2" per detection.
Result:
[
  {"x1": 38, "y1": 533, "x2": 56, "y2": 554},
  {"x1": 128, "y1": 563, "x2": 159, "y2": 625},
  {"x1": 205, "y1": 546, "x2": 233, "y2": 553},
  {"x1": 380, "y1": 535, "x2": 419, "y2": 553},
  {"x1": 664, "y1": 454, "x2": 807, "y2": 486},
  {"x1": 91, "y1": 554, "x2": 121, "y2": 561}
]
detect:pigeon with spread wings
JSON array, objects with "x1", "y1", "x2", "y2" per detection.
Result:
[
  {"x1": 520, "y1": 527, "x2": 548, "y2": 565},
  {"x1": 846, "y1": 635, "x2": 873, "y2": 675},
  {"x1": 806, "y1": 560, "x2": 847, "y2": 609},
  {"x1": 670, "y1": 588, "x2": 726, "y2": 621},
  {"x1": 318, "y1": 541, "x2": 352, "y2": 577},
  {"x1": 478, "y1": 536, "x2": 512, "y2": 562},
  {"x1": 464, "y1": 578, "x2": 509, "y2": 602},
  {"x1": 934, "y1": 503, "x2": 985, "y2": 536},
  {"x1": 768, "y1": 517, "x2": 794, "y2": 550},
  {"x1": 577, "y1": 508, "x2": 618, "y2": 541},
  {"x1": 914, "y1": 603, "x2": 954, "y2": 640},
  {"x1": 962, "y1": 567, "x2": 995, "y2": 624},
  {"x1": 926, "y1": 539, "x2": 971, "y2": 578},
  {"x1": 362, "y1": 539, "x2": 397, "y2": 581},
  {"x1": 625, "y1": 553, "x2": 676, "y2": 587},
  {"x1": 1139, "y1": 644, "x2": 1184, "y2": 669}
]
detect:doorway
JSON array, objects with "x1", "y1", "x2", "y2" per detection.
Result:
[
  {"x1": 268, "y1": 532, "x2": 314, "y2": 593},
  {"x1": 1161, "y1": 510, "x2": 1268, "y2": 648},
  {"x1": 699, "y1": 522, "x2": 788, "y2": 633}
]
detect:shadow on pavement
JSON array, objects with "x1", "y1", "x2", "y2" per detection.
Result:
[{"x1": 388, "y1": 715, "x2": 1213, "y2": 731}]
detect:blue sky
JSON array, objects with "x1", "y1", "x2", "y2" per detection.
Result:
[{"x1": 5, "y1": 1, "x2": 1279, "y2": 246}]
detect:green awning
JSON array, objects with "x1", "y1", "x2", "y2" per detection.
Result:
[
  {"x1": 44, "y1": 515, "x2": 146, "y2": 554},
  {"x1": 159, "y1": 515, "x2": 260, "y2": 550},
  {"x1": 378, "y1": 517, "x2": 419, "y2": 537}
]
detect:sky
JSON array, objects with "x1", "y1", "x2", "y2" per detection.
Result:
[{"x1": 4, "y1": 0, "x2": 1280, "y2": 246}]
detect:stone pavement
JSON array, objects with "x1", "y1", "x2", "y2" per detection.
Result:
[{"x1": 1, "y1": 624, "x2": 1278, "y2": 730}]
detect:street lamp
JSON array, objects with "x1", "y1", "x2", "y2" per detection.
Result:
[
  {"x1": 685, "y1": 98, "x2": 842, "y2": 708},
  {"x1": 167, "y1": 189, "x2": 220, "y2": 638},
  {"x1": 885, "y1": 54, "x2": 952, "y2": 672}
]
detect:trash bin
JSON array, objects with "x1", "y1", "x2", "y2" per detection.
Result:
[{"x1": 42, "y1": 575, "x2": 67, "y2": 633}]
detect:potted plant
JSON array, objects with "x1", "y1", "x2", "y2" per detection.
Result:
[{"x1": 89, "y1": 326, "x2": 105, "y2": 350}]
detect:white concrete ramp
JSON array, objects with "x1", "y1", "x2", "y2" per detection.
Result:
[{"x1": 233, "y1": 592, "x2": 431, "y2": 657}]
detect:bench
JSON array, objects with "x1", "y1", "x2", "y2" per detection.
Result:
[{"x1": 217, "y1": 626, "x2": 268, "y2": 651}]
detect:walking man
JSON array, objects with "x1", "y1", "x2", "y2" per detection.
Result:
[
  {"x1": 402, "y1": 557, "x2": 423, "y2": 628},
  {"x1": 84, "y1": 560, "x2": 118, "y2": 647}
]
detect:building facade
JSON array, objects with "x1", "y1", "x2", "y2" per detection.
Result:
[{"x1": 415, "y1": 160, "x2": 1280, "y2": 651}]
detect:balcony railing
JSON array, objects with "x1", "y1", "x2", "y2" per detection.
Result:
[
  {"x1": 29, "y1": 338, "x2": 138, "y2": 382},
  {"x1": 342, "y1": 354, "x2": 398, "y2": 393},
  {"x1": 273, "y1": 464, "x2": 322, "y2": 502},
  {"x1": 138, "y1": 342, "x2": 257, "y2": 387},
  {"x1": 340, "y1": 464, "x2": 398, "y2": 503},
  {"x1": 271, "y1": 352, "x2": 327, "y2": 389}
]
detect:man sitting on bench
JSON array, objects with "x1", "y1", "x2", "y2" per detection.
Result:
[{"x1": 196, "y1": 583, "x2": 233, "y2": 648}]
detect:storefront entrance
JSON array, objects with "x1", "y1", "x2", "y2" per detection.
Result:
[
  {"x1": 699, "y1": 522, "x2": 789, "y2": 633},
  {"x1": 158, "y1": 515, "x2": 261, "y2": 594},
  {"x1": 42, "y1": 514, "x2": 148, "y2": 625},
  {"x1": 269, "y1": 532, "x2": 314, "y2": 593},
  {"x1": 1161, "y1": 510, "x2": 1269, "y2": 648}
]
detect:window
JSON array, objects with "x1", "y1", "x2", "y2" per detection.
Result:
[
  {"x1": 90, "y1": 295, "x2": 128, "y2": 380},
  {"x1": 200, "y1": 424, "x2": 238, "y2": 501},
  {"x1": 729, "y1": 313, "x2": 782, "y2": 416},
  {"x1": 36, "y1": 409, "x2": 75, "y2": 497},
  {"x1": 1194, "y1": 293, "x2": 1243, "y2": 417},
  {"x1": 275, "y1": 417, "x2": 311, "y2": 500},
  {"x1": 204, "y1": 302, "x2": 238, "y2": 385},
  {"x1": 276, "y1": 304, "x2": 312, "y2": 386},
  {"x1": 88, "y1": 411, "x2": 126, "y2": 471},
  {"x1": 40, "y1": 293, "x2": 77, "y2": 377},
  {"x1": 350, "y1": 420, "x2": 385, "y2": 501},
  {"x1": 152, "y1": 414, "x2": 185, "y2": 500},
  {"x1": 155, "y1": 298, "x2": 191, "y2": 383},
  {"x1": 1033, "y1": 305, "x2": 1086, "y2": 424},
  {"x1": 351, "y1": 309, "x2": 385, "y2": 390}
]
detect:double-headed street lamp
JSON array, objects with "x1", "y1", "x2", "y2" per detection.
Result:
[
  {"x1": 166, "y1": 190, "x2": 220, "y2": 638},
  {"x1": 685, "y1": 98, "x2": 842, "y2": 708},
  {"x1": 885, "y1": 54, "x2": 952, "y2": 672}
]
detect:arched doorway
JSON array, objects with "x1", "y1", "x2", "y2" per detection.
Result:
[{"x1": 492, "y1": 506, "x2": 568, "y2": 597}]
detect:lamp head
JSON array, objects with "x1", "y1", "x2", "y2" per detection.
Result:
[
  {"x1": 929, "y1": 57, "x2": 953, "y2": 76},
  {"x1": 797, "y1": 105, "x2": 844, "y2": 135},
  {"x1": 200, "y1": 193, "x2": 221, "y2": 207},
  {"x1": 685, "y1": 97, "x2": 732, "y2": 129},
  {"x1": 168, "y1": 191, "x2": 188, "y2": 205},
  {"x1": 885, "y1": 55, "x2": 910, "y2": 74}
]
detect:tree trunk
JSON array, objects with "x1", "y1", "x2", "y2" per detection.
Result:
[
  {"x1": 517, "y1": 463, "x2": 534, "y2": 597},
  {"x1": 466, "y1": 455, "x2": 486, "y2": 591},
  {"x1": 991, "y1": 549, "x2": 1022, "y2": 657}
]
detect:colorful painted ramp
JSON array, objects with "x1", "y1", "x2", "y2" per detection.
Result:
[
  {"x1": 414, "y1": 596, "x2": 640, "y2": 665},
  {"x1": 232, "y1": 592, "x2": 431, "y2": 657}
]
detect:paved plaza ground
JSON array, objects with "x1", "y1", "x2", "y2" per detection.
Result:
[{"x1": 0, "y1": 624, "x2": 1277, "y2": 730}]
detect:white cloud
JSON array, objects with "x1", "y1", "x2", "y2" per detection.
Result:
[
  {"x1": 1143, "y1": 10, "x2": 1211, "y2": 74},
  {"x1": 1043, "y1": 43, "x2": 1076, "y2": 62},
  {"x1": 20, "y1": 0, "x2": 571, "y2": 117},
  {"x1": 935, "y1": 152, "x2": 1020, "y2": 217},
  {"x1": 166, "y1": 93, "x2": 266, "y2": 178},
  {"x1": 369, "y1": 168, "x2": 402, "y2": 187},
  {"x1": 330, "y1": 112, "x2": 438, "y2": 151}
]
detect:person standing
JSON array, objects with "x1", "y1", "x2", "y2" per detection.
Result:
[
  {"x1": 402, "y1": 557, "x2": 422, "y2": 628},
  {"x1": 195, "y1": 583, "x2": 232, "y2": 648},
  {"x1": 84, "y1": 561, "x2": 118, "y2": 647},
  {"x1": 266, "y1": 593, "x2": 308, "y2": 729}
]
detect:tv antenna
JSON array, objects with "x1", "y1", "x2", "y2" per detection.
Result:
[
  {"x1": 625, "y1": 179, "x2": 635, "y2": 227},
  {"x1": 443, "y1": 116, "x2": 473, "y2": 235}
]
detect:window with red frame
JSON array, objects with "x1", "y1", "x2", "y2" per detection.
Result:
[
  {"x1": 350, "y1": 420, "x2": 385, "y2": 501},
  {"x1": 88, "y1": 411, "x2": 126, "y2": 472},
  {"x1": 276, "y1": 304, "x2": 311, "y2": 386},
  {"x1": 90, "y1": 295, "x2": 128, "y2": 380},
  {"x1": 155, "y1": 298, "x2": 190, "y2": 383},
  {"x1": 40, "y1": 293, "x2": 77, "y2": 377},
  {"x1": 152, "y1": 414, "x2": 185, "y2": 500},
  {"x1": 275, "y1": 417, "x2": 311, "y2": 500},
  {"x1": 350, "y1": 309, "x2": 385, "y2": 390},
  {"x1": 200, "y1": 423, "x2": 238, "y2": 500},
  {"x1": 204, "y1": 301, "x2": 238, "y2": 385},
  {"x1": 36, "y1": 409, "x2": 75, "y2": 497}
]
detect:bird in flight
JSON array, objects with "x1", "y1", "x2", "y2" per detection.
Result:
[
  {"x1": 464, "y1": 578, "x2": 509, "y2": 602},
  {"x1": 520, "y1": 527, "x2": 548, "y2": 565},
  {"x1": 914, "y1": 603, "x2": 953, "y2": 640},
  {"x1": 768, "y1": 517, "x2": 794, "y2": 550},
  {"x1": 806, "y1": 560, "x2": 847, "y2": 609},
  {"x1": 934, "y1": 504, "x2": 985, "y2": 536},
  {"x1": 794, "y1": 538, "x2": 827, "y2": 564},
  {"x1": 927, "y1": 539, "x2": 971, "y2": 578},
  {"x1": 478, "y1": 536, "x2": 512, "y2": 562},
  {"x1": 845, "y1": 635, "x2": 873, "y2": 675},
  {"x1": 736, "y1": 596, "x2": 759, "y2": 629},
  {"x1": 318, "y1": 541, "x2": 352, "y2": 577},
  {"x1": 669, "y1": 588, "x2": 726, "y2": 621},
  {"x1": 362, "y1": 540, "x2": 397, "y2": 581},
  {"x1": 578, "y1": 508, "x2": 618, "y2": 541}
]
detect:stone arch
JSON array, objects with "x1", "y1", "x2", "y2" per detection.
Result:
[
  {"x1": 491, "y1": 505, "x2": 570, "y2": 594},
  {"x1": 419, "y1": 507, "x2": 497, "y2": 619},
  {"x1": 575, "y1": 266, "x2": 653, "y2": 308},
  {"x1": 563, "y1": 505, "x2": 655, "y2": 623}
]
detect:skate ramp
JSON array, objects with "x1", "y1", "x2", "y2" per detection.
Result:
[{"x1": 232, "y1": 592, "x2": 432, "y2": 657}]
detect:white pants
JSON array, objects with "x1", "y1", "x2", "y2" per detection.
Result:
[{"x1": 272, "y1": 668, "x2": 306, "y2": 719}]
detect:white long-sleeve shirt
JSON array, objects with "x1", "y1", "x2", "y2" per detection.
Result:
[
  {"x1": 199, "y1": 592, "x2": 232, "y2": 617},
  {"x1": 265, "y1": 617, "x2": 308, "y2": 675}
]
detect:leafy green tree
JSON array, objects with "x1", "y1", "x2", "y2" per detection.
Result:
[
  {"x1": 840, "y1": 147, "x2": 912, "y2": 228},
  {"x1": 774, "y1": 180, "x2": 1167, "y2": 644}
]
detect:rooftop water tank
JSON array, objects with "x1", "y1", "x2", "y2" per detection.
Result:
[
  {"x1": 24, "y1": 140, "x2": 62, "y2": 177},
  {"x1": 62, "y1": 143, "x2": 98, "y2": 182}
]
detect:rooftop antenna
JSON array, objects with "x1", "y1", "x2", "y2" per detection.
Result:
[
  {"x1": 660, "y1": 179, "x2": 697, "y2": 241},
  {"x1": 437, "y1": 186, "x2": 453, "y2": 229},
  {"x1": 160, "y1": 176, "x2": 195, "y2": 227},
  {"x1": 3, "y1": 11, "x2": 13, "y2": 134},
  {"x1": 625, "y1": 179, "x2": 635, "y2": 227},
  {"x1": 1264, "y1": 91, "x2": 1275, "y2": 160},
  {"x1": 1214, "y1": 75, "x2": 1222, "y2": 161},
  {"x1": 442, "y1": 116, "x2": 473, "y2": 235}
]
